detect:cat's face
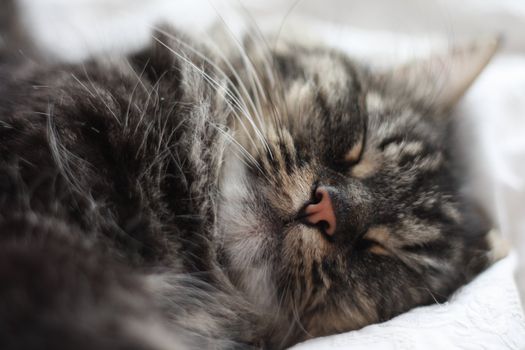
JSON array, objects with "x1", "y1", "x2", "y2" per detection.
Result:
[{"x1": 217, "y1": 41, "x2": 494, "y2": 346}]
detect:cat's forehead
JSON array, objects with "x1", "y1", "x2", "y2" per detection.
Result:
[
  {"x1": 272, "y1": 44, "x2": 360, "y2": 98},
  {"x1": 233, "y1": 40, "x2": 442, "y2": 158},
  {"x1": 264, "y1": 44, "x2": 366, "y2": 127}
]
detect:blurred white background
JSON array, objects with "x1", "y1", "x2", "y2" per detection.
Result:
[{"x1": 3, "y1": 0, "x2": 525, "y2": 332}]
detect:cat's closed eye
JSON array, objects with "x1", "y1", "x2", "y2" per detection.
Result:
[{"x1": 331, "y1": 135, "x2": 366, "y2": 172}]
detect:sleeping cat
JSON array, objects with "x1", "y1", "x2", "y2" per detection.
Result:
[{"x1": 0, "y1": 22, "x2": 500, "y2": 349}]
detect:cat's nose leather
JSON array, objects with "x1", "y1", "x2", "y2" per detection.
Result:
[{"x1": 304, "y1": 187, "x2": 337, "y2": 236}]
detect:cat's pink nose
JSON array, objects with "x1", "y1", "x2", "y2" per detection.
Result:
[{"x1": 304, "y1": 187, "x2": 337, "y2": 236}]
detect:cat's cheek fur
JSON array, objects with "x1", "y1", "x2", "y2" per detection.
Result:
[{"x1": 217, "y1": 150, "x2": 278, "y2": 309}]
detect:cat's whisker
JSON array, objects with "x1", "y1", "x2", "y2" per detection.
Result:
[
  {"x1": 234, "y1": 4, "x2": 277, "y2": 88},
  {"x1": 215, "y1": 131, "x2": 274, "y2": 186},
  {"x1": 201, "y1": 32, "x2": 267, "y2": 140},
  {"x1": 153, "y1": 89, "x2": 180, "y2": 157},
  {"x1": 208, "y1": 122, "x2": 264, "y2": 173},
  {"x1": 415, "y1": 286, "x2": 446, "y2": 306},
  {"x1": 70, "y1": 73, "x2": 96, "y2": 99},
  {"x1": 133, "y1": 70, "x2": 168, "y2": 137},
  {"x1": 80, "y1": 65, "x2": 122, "y2": 126},
  {"x1": 242, "y1": 33, "x2": 287, "y2": 139},
  {"x1": 152, "y1": 36, "x2": 266, "y2": 157},
  {"x1": 46, "y1": 104, "x2": 88, "y2": 196},
  {"x1": 210, "y1": 6, "x2": 269, "y2": 107},
  {"x1": 239, "y1": 28, "x2": 277, "y2": 126},
  {"x1": 134, "y1": 99, "x2": 185, "y2": 176},
  {"x1": 71, "y1": 71, "x2": 130, "y2": 135},
  {"x1": 156, "y1": 114, "x2": 176, "y2": 156},
  {"x1": 189, "y1": 21, "x2": 267, "y2": 122},
  {"x1": 157, "y1": 36, "x2": 247, "y2": 120},
  {"x1": 133, "y1": 82, "x2": 158, "y2": 136},
  {"x1": 123, "y1": 58, "x2": 152, "y2": 130},
  {"x1": 272, "y1": 0, "x2": 303, "y2": 52},
  {"x1": 235, "y1": 6, "x2": 288, "y2": 130},
  {"x1": 276, "y1": 278, "x2": 311, "y2": 348},
  {"x1": 137, "y1": 147, "x2": 170, "y2": 181},
  {"x1": 206, "y1": 8, "x2": 276, "y2": 159},
  {"x1": 123, "y1": 82, "x2": 140, "y2": 131},
  {"x1": 125, "y1": 58, "x2": 151, "y2": 95},
  {"x1": 154, "y1": 27, "x2": 271, "y2": 158}
]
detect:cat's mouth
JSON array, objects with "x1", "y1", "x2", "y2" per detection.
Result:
[{"x1": 293, "y1": 207, "x2": 334, "y2": 242}]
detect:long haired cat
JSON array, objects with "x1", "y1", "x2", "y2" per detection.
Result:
[{"x1": 0, "y1": 20, "x2": 501, "y2": 349}]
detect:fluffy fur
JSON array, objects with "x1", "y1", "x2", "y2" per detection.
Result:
[{"x1": 0, "y1": 25, "x2": 495, "y2": 349}]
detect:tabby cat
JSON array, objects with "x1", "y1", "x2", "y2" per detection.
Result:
[{"x1": 0, "y1": 20, "x2": 500, "y2": 349}]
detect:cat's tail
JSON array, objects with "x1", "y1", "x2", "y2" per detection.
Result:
[
  {"x1": 0, "y1": 213, "x2": 258, "y2": 350},
  {"x1": 0, "y1": 215, "x2": 190, "y2": 350}
]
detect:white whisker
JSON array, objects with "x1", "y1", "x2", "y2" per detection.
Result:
[
  {"x1": 153, "y1": 28, "x2": 270, "y2": 157},
  {"x1": 152, "y1": 36, "x2": 266, "y2": 164},
  {"x1": 80, "y1": 65, "x2": 122, "y2": 125}
]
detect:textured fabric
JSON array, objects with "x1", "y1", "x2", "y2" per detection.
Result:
[{"x1": 291, "y1": 253, "x2": 525, "y2": 349}]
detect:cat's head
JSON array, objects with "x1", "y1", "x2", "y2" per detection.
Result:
[{"x1": 217, "y1": 36, "x2": 501, "y2": 347}]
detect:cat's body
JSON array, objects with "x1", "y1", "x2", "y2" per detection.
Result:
[{"x1": 0, "y1": 26, "x2": 497, "y2": 349}]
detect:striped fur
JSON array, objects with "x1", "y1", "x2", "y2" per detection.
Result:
[{"x1": 0, "y1": 26, "x2": 493, "y2": 349}]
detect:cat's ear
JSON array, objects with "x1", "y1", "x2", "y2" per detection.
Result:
[{"x1": 380, "y1": 37, "x2": 501, "y2": 113}]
